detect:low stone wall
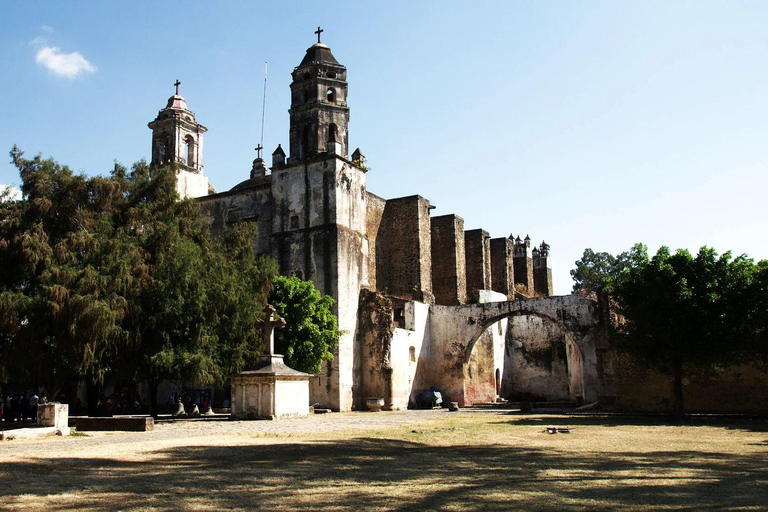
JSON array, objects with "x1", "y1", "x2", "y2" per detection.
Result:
[{"x1": 71, "y1": 416, "x2": 154, "y2": 432}]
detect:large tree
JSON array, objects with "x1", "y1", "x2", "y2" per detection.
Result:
[
  {"x1": 0, "y1": 147, "x2": 277, "y2": 415},
  {"x1": 268, "y1": 275, "x2": 340, "y2": 374},
  {"x1": 605, "y1": 245, "x2": 759, "y2": 417}
]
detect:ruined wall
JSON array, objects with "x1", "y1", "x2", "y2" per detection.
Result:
[
  {"x1": 490, "y1": 237, "x2": 514, "y2": 298},
  {"x1": 375, "y1": 195, "x2": 433, "y2": 302},
  {"x1": 503, "y1": 316, "x2": 574, "y2": 402},
  {"x1": 198, "y1": 182, "x2": 273, "y2": 254},
  {"x1": 465, "y1": 229, "x2": 492, "y2": 302},
  {"x1": 365, "y1": 193, "x2": 386, "y2": 290},
  {"x1": 354, "y1": 288, "x2": 393, "y2": 410},
  {"x1": 612, "y1": 355, "x2": 768, "y2": 413},
  {"x1": 430, "y1": 214, "x2": 467, "y2": 306},
  {"x1": 513, "y1": 242, "x2": 534, "y2": 296}
]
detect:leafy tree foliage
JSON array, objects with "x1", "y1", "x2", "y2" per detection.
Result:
[
  {"x1": 574, "y1": 243, "x2": 765, "y2": 417},
  {"x1": 570, "y1": 244, "x2": 648, "y2": 296},
  {"x1": 269, "y1": 275, "x2": 340, "y2": 374},
  {"x1": 0, "y1": 147, "x2": 277, "y2": 415}
]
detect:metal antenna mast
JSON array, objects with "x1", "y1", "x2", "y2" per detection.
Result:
[{"x1": 260, "y1": 62, "x2": 268, "y2": 156}]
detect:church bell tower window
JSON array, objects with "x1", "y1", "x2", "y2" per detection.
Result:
[
  {"x1": 326, "y1": 88, "x2": 335, "y2": 103},
  {"x1": 185, "y1": 135, "x2": 195, "y2": 167}
]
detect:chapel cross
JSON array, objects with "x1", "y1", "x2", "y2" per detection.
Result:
[
  {"x1": 257, "y1": 304, "x2": 286, "y2": 356},
  {"x1": 174, "y1": 79, "x2": 181, "y2": 95},
  {"x1": 315, "y1": 26, "x2": 323, "y2": 44},
  {"x1": 255, "y1": 144, "x2": 263, "y2": 159}
]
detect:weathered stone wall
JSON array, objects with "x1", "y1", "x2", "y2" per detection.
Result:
[
  {"x1": 354, "y1": 288, "x2": 393, "y2": 410},
  {"x1": 513, "y1": 243, "x2": 534, "y2": 296},
  {"x1": 375, "y1": 195, "x2": 433, "y2": 302},
  {"x1": 612, "y1": 354, "x2": 768, "y2": 413},
  {"x1": 503, "y1": 316, "x2": 574, "y2": 402},
  {"x1": 430, "y1": 214, "x2": 467, "y2": 306},
  {"x1": 465, "y1": 229, "x2": 492, "y2": 302},
  {"x1": 270, "y1": 156, "x2": 368, "y2": 412},
  {"x1": 427, "y1": 296, "x2": 602, "y2": 406},
  {"x1": 490, "y1": 237, "x2": 514, "y2": 298},
  {"x1": 365, "y1": 193, "x2": 386, "y2": 290},
  {"x1": 198, "y1": 182, "x2": 273, "y2": 255},
  {"x1": 533, "y1": 255, "x2": 553, "y2": 297}
]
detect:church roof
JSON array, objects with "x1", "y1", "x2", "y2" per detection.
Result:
[
  {"x1": 298, "y1": 43, "x2": 340, "y2": 67},
  {"x1": 165, "y1": 94, "x2": 188, "y2": 110}
]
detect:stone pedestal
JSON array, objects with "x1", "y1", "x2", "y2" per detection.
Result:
[
  {"x1": 231, "y1": 354, "x2": 311, "y2": 420},
  {"x1": 37, "y1": 403, "x2": 68, "y2": 432}
]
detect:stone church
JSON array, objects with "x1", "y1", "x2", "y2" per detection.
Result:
[
  {"x1": 143, "y1": 33, "x2": 593, "y2": 413},
  {"x1": 146, "y1": 33, "x2": 768, "y2": 414}
]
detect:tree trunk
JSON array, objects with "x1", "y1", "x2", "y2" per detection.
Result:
[{"x1": 672, "y1": 359, "x2": 684, "y2": 419}]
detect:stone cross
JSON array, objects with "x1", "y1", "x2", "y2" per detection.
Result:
[
  {"x1": 315, "y1": 26, "x2": 323, "y2": 44},
  {"x1": 255, "y1": 144, "x2": 263, "y2": 159},
  {"x1": 257, "y1": 304, "x2": 286, "y2": 356},
  {"x1": 174, "y1": 79, "x2": 181, "y2": 95}
]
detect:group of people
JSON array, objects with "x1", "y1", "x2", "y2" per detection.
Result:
[{"x1": 1, "y1": 392, "x2": 45, "y2": 422}]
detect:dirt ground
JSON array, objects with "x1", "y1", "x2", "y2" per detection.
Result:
[{"x1": 1, "y1": 409, "x2": 766, "y2": 511}]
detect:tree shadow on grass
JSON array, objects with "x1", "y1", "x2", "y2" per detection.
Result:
[{"x1": 0, "y1": 436, "x2": 766, "y2": 511}]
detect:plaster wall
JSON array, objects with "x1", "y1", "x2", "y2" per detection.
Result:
[
  {"x1": 274, "y1": 379, "x2": 310, "y2": 418},
  {"x1": 503, "y1": 316, "x2": 573, "y2": 401},
  {"x1": 176, "y1": 169, "x2": 212, "y2": 199},
  {"x1": 390, "y1": 300, "x2": 430, "y2": 409}
]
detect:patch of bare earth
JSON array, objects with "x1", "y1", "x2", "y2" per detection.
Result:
[{"x1": 0, "y1": 411, "x2": 766, "y2": 511}]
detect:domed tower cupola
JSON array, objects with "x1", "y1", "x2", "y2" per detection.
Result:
[
  {"x1": 287, "y1": 28, "x2": 350, "y2": 164},
  {"x1": 148, "y1": 80, "x2": 207, "y2": 174}
]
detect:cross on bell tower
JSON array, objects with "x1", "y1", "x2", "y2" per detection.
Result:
[
  {"x1": 287, "y1": 30, "x2": 349, "y2": 163},
  {"x1": 174, "y1": 79, "x2": 181, "y2": 95}
]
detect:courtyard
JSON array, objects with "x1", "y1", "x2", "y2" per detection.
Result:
[{"x1": 0, "y1": 409, "x2": 766, "y2": 511}]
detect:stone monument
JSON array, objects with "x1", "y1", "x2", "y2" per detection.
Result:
[{"x1": 231, "y1": 305, "x2": 311, "y2": 420}]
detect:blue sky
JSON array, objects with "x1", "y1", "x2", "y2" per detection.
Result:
[{"x1": 2, "y1": 1, "x2": 767, "y2": 295}]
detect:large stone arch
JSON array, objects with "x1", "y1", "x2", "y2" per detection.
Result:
[{"x1": 424, "y1": 296, "x2": 603, "y2": 406}]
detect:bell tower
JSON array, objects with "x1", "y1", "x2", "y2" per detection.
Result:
[
  {"x1": 148, "y1": 80, "x2": 213, "y2": 198},
  {"x1": 287, "y1": 27, "x2": 350, "y2": 164}
]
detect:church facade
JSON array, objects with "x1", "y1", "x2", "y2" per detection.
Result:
[{"x1": 147, "y1": 36, "x2": 574, "y2": 412}]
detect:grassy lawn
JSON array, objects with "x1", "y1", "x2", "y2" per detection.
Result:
[{"x1": 0, "y1": 412, "x2": 766, "y2": 511}]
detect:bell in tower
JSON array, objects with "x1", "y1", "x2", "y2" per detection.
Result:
[
  {"x1": 148, "y1": 80, "x2": 214, "y2": 198},
  {"x1": 287, "y1": 27, "x2": 350, "y2": 164}
]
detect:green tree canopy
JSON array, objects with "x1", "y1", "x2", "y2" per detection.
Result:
[
  {"x1": 0, "y1": 147, "x2": 277, "y2": 415},
  {"x1": 268, "y1": 275, "x2": 340, "y2": 374},
  {"x1": 579, "y1": 243, "x2": 765, "y2": 417}
]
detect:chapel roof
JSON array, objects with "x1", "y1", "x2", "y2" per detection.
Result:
[{"x1": 164, "y1": 94, "x2": 188, "y2": 111}]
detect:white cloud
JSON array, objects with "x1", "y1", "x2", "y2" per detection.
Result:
[
  {"x1": 41, "y1": 25, "x2": 55, "y2": 33},
  {"x1": 35, "y1": 46, "x2": 96, "y2": 79},
  {"x1": 1, "y1": 185, "x2": 22, "y2": 201}
]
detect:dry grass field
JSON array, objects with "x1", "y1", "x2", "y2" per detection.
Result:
[{"x1": 0, "y1": 411, "x2": 766, "y2": 511}]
